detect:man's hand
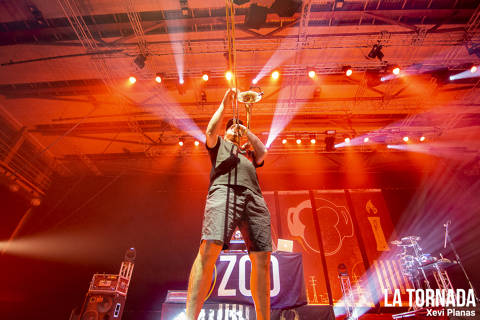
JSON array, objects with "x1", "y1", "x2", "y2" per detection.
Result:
[{"x1": 233, "y1": 123, "x2": 248, "y2": 137}]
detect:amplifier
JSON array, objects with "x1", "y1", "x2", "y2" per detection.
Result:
[{"x1": 89, "y1": 274, "x2": 129, "y2": 295}]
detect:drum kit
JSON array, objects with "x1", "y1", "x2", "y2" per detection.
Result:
[{"x1": 391, "y1": 236, "x2": 457, "y2": 291}]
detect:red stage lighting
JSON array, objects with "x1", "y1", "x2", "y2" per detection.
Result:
[
  {"x1": 202, "y1": 72, "x2": 209, "y2": 81},
  {"x1": 471, "y1": 66, "x2": 477, "y2": 73},
  {"x1": 342, "y1": 66, "x2": 353, "y2": 77},
  {"x1": 194, "y1": 140, "x2": 200, "y2": 146},
  {"x1": 364, "y1": 137, "x2": 369, "y2": 143},
  {"x1": 308, "y1": 70, "x2": 316, "y2": 79},
  {"x1": 282, "y1": 139, "x2": 287, "y2": 144},
  {"x1": 129, "y1": 76, "x2": 136, "y2": 84},
  {"x1": 393, "y1": 67, "x2": 400, "y2": 75},
  {"x1": 403, "y1": 136, "x2": 409, "y2": 142},
  {"x1": 420, "y1": 136, "x2": 426, "y2": 142},
  {"x1": 345, "y1": 137, "x2": 350, "y2": 144},
  {"x1": 296, "y1": 138, "x2": 301, "y2": 144},
  {"x1": 272, "y1": 70, "x2": 280, "y2": 80}
]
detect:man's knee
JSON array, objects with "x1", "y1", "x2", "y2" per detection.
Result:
[{"x1": 197, "y1": 240, "x2": 222, "y2": 264}]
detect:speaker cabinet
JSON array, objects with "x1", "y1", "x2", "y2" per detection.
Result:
[
  {"x1": 79, "y1": 293, "x2": 125, "y2": 320},
  {"x1": 244, "y1": 4, "x2": 268, "y2": 29}
]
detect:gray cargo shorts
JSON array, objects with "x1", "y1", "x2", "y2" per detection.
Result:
[{"x1": 201, "y1": 184, "x2": 272, "y2": 252}]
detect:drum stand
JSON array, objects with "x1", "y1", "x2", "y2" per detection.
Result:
[{"x1": 446, "y1": 231, "x2": 480, "y2": 303}]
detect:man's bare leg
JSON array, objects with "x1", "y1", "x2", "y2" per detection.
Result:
[
  {"x1": 185, "y1": 240, "x2": 222, "y2": 320},
  {"x1": 249, "y1": 251, "x2": 271, "y2": 320}
]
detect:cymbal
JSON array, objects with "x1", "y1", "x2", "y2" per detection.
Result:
[{"x1": 401, "y1": 236, "x2": 421, "y2": 242}]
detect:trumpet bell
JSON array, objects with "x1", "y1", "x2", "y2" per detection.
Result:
[{"x1": 237, "y1": 91, "x2": 262, "y2": 104}]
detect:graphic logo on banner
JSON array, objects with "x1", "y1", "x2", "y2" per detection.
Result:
[
  {"x1": 212, "y1": 255, "x2": 281, "y2": 298},
  {"x1": 287, "y1": 200, "x2": 319, "y2": 253},
  {"x1": 287, "y1": 198, "x2": 354, "y2": 256},
  {"x1": 365, "y1": 200, "x2": 389, "y2": 251}
]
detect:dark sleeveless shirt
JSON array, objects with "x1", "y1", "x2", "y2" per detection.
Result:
[{"x1": 206, "y1": 136, "x2": 264, "y2": 194}]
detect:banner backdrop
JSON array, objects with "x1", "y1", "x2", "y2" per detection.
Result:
[
  {"x1": 311, "y1": 190, "x2": 372, "y2": 306},
  {"x1": 348, "y1": 189, "x2": 412, "y2": 306},
  {"x1": 206, "y1": 252, "x2": 307, "y2": 309},
  {"x1": 261, "y1": 189, "x2": 398, "y2": 307},
  {"x1": 276, "y1": 191, "x2": 329, "y2": 305}
]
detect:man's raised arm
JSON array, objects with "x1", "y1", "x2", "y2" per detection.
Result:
[{"x1": 205, "y1": 88, "x2": 235, "y2": 148}]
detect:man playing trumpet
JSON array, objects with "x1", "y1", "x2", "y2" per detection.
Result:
[{"x1": 185, "y1": 88, "x2": 272, "y2": 320}]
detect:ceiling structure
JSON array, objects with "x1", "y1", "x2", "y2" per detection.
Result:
[{"x1": 1, "y1": 0, "x2": 480, "y2": 198}]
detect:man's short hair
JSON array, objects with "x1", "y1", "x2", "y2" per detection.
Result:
[{"x1": 226, "y1": 118, "x2": 244, "y2": 131}]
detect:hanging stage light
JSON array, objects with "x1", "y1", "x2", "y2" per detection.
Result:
[
  {"x1": 271, "y1": 70, "x2": 280, "y2": 79},
  {"x1": 225, "y1": 71, "x2": 233, "y2": 81},
  {"x1": 308, "y1": 70, "x2": 316, "y2": 78},
  {"x1": 178, "y1": 138, "x2": 184, "y2": 146},
  {"x1": 392, "y1": 66, "x2": 400, "y2": 75},
  {"x1": 129, "y1": 76, "x2": 137, "y2": 84},
  {"x1": 367, "y1": 43, "x2": 384, "y2": 61},
  {"x1": 155, "y1": 73, "x2": 162, "y2": 83},
  {"x1": 342, "y1": 66, "x2": 353, "y2": 77},
  {"x1": 282, "y1": 138, "x2": 287, "y2": 144},
  {"x1": 202, "y1": 72, "x2": 209, "y2": 81},
  {"x1": 133, "y1": 54, "x2": 146, "y2": 69}
]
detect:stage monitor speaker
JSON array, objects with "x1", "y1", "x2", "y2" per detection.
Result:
[
  {"x1": 244, "y1": 4, "x2": 268, "y2": 29},
  {"x1": 79, "y1": 293, "x2": 126, "y2": 320},
  {"x1": 271, "y1": 0, "x2": 302, "y2": 17}
]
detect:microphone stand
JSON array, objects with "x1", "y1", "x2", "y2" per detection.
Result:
[{"x1": 445, "y1": 221, "x2": 480, "y2": 303}]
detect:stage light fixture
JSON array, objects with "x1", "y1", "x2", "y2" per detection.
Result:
[
  {"x1": 364, "y1": 137, "x2": 369, "y2": 143},
  {"x1": 252, "y1": 78, "x2": 258, "y2": 84},
  {"x1": 179, "y1": 78, "x2": 184, "y2": 84},
  {"x1": 179, "y1": 138, "x2": 184, "y2": 146},
  {"x1": 134, "y1": 54, "x2": 146, "y2": 69},
  {"x1": 342, "y1": 66, "x2": 353, "y2": 77},
  {"x1": 282, "y1": 138, "x2": 287, "y2": 144},
  {"x1": 194, "y1": 140, "x2": 200, "y2": 146},
  {"x1": 335, "y1": 0, "x2": 344, "y2": 9},
  {"x1": 31, "y1": 197, "x2": 41, "y2": 206},
  {"x1": 345, "y1": 137, "x2": 350, "y2": 144},
  {"x1": 310, "y1": 138, "x2": 316, "y2": 144},
  {"x1": 129, "y1": 76, "x2": 137, "y2": 84},
  {"x1": 420, "y1": 136, "x2": 426, "y2": 142},
  {"x1": 272, "y1": 70, "x2": 280, "y2": 79},
  {"x1": 325, "y1": 136, "x2": 335, "y2": 151},
  {"x1": 225, "y1": 71, "x2": 233, "y2": 81},
  {"x1": 200, "y1": 90, "x2": 207, "y2": 103},
  {"x1": 392, "y1": 67, "x2": 400, "y2": 75},
  {"x1": 308, "y1": 70, "x2": 316, "y2": 78},
  {"x1": 403, "y1": 136, "x2": 409, "y2": 142},
  {"x1": 296, "y1": 139, "x2": 301, "y2": 144},
  {"x1": 155, "y1": 73, "x2": 162, "y2": 83},
  {"x1": 367, "y1": 43, "x2": 384, "y2": 61},
  {"x1": 471, "y1": 66, "x2": 477, "y2": 73},
  {"x1": 202, "y1": 72, "x2": 209, "y2": 81}
]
